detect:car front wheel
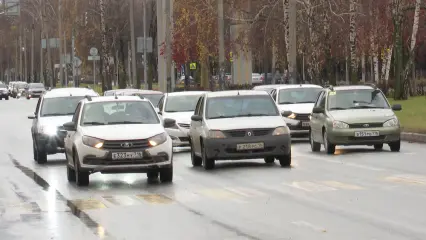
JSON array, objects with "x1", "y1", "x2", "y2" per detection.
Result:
[
  {"x1": 310, "y1": 130, "x2": 321, "y2": 152},
  {"x1": 277, "y1": 151, "x2": 292, "y2": 167},
  {"x1": 190, "y1": 140, "x2": 202, "y2": 167},
  {"x1": 74, "y1": 153, "x2": 89, "y2": 186},
  {"x1": 34, "y1": 141, "x2": 47, "y2": 164},
  {"x1": 389, "y1": 140, "x2": 400, "y2": 152},
  {"x1": 323, "y1": 130, "x2": 336, "y2": 154},
  {"x1": 201, "y1": 143, "x2": 215, "y2": 170},
  {"x1": 160, "y1": 167, "x2": 173, "y2": 183}
]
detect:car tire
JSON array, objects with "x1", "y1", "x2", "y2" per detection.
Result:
[
  {"x1": 5, "y1": 96, "x2": 8, "y2": 100},
  {"x1": 264, "y1": 157, "x2": 275, "y2": 164},
  {"x1": 147, "y1": 171, "x2": 159, "y2": 180},
  {"x1": 35, "y1": 142, "x2": 47, "y2": 164},
  {"x1": 67, "y1": 165, "x2": 76, "y2": 182},
  {"x1": 160, "y1": 167, "x2": 173, "y2": 183},
  {"x1": 323, "y1": 130, "x2": 335, "y2": 154},
  {"x1": 0, "y1": 97, "x2": 2, "y2": 100},
  {"x1": 389, "y1": 140, "x2": 401, "y2": 152},
  {"x1": 277, "y1": 151, "x2": 291, "y2": 167},
  {"x1": 374, "y1": 144, "x2": 383, "y2": 150},
  {"x1": 201, "y1": 143, "x2": 215, "y2": 170},
  {"x1": 190, "y1": 141, "x2": 202, "y2": 167},
  {"x1": 74, "y1": 153, "x2": 89, "y2": 186},
  {"x1": 310, "y1": 130, "x2": 321, "y2": 152},
  {"x1": 32, "y1": 141, "x2": 38, "y2": 161}
]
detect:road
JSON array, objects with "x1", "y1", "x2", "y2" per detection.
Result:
[{"x1": 1, "y1": 98, "x2": 426, "y2": 240}]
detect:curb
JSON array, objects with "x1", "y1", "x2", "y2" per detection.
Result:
[{"x1": 401, "y1": 132, "x2": 426, "y2": 143}]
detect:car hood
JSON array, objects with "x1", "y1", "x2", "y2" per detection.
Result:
[
  {"x1": 29, "y1": 88, "x2": 45, "y2": 91},
  {"x1": 328, "y1": 109, "x2": 396, "y2": 123},
  {"x1": 81, "y1": 124, "x2": 164, "y2": 140},
  {"x1": 162, "y1": 111, "x2": 193, "y2": 124},
  {"x1": 278, "y1": 103, "x2": 315, "y2": 114},
  {"x1": 206, "y1": 116, "x2": 285, "y2": 130},
  {"x1": 39, "y1": 116, "x2": 73, "y2": 128}
]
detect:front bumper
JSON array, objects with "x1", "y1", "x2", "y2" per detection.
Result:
[
  {"x1": 204, "y1": 134, "x2": 291, "y2": 160},
  {"x1": 0, "y1": 93, "x2": 8, "y2": 97},
  {"x1": 284, "y1": 117, "x2": 310, "y2": 136},
  {"x1": 77, "y1": 140, "x2": 173, "y2": 173},
  {"x1": 166, "y1": 127, "x2": 190, "y2": 147},
  {"x1": 35, "y1": 133, "x2": 66, "y2": 154},
  {"x1": 327, "y1": 126, "x2": 400, "y2": 145}
]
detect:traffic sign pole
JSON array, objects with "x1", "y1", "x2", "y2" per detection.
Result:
[{"x1": 93, "y1": 60, "x2": 96, "y2": 88}]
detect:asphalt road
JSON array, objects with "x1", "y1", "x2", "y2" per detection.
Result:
[{"x1": 1, "y1": 97, "x2": 426, "y2": 240}]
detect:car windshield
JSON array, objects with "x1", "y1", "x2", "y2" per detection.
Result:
[
  {"x1": 137, "y1": 94, "x2": 163, "y2": 106},
  {"x1": 327, "y1": 89, "x2": 390, "y2": 110},
  {"x1": 16, "y1": 83, "x2": 28, "y2": 89},
  {"x1": 164, "y1": 94, "x2": 202, "y2": 112},
  {"x1": 0, "y1": 84, "x2": 6, "y2": 88},
  {"x1": 29, "y1": 83, "x2": 44, "y2": 89},
  {"x1": 206, "y1": 95, "x2": 279, "y2": 119},
  {"x1": 80, "y1": 101, "x2": 159, "y2": 125},
  {"x1": 40, "y1": 96, "x2": 87, "y2": 117},
  {"x1": 278, "y1": 88, "x2": 322, "y2": 104}
]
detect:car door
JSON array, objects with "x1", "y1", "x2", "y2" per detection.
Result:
[
  {"x1": 191, "y1": 96, "x2": 204, "y2": 154},
  {"x1": 32, "y1": 97, "x2": 43, "y2": 138},
  {"x1": 65, "y1": 102, "x2": 82, "y2": 162},
  {"x1": 310, "y1": 91, "x2": 325, "y2": 142}
]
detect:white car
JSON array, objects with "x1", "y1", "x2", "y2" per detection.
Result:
[
  {"x1": 63, "y1": 95, "x2": 175, "y2": 186},
  {"x1": 157, "y1": 91, "x2": 208, "y2": 147},
  {"x1": 188, "y1": 90, "x2": 292, "y2": 170},
  {"x1": 28, "y1": 88, "x2": 99, "y2": 164},
  {"x1": 252, "y1": 84, "x2": 283, "y2": 94},
  {"x1": 269, "y1": 84, "x2": 323, "y2": 136}
]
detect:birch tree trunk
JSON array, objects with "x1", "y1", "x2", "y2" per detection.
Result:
[
  {"x1": 100, "y1": 0, "x2": 111, "y2": 91},
  {"x1": 385, "y1": 47, "x2": 393, "y2": 83},
  {"x1": 349, "y1": 0, "x2": 357, "y2": 84},
  {"x1": 282, "y1": 0, "x2": 289, "y2": 70},
  {"x1": 361, "y1": 53, "x2": 365, "y2": 82}
]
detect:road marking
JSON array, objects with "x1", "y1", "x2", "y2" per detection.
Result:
[
  {"x1": 102, "y1": 195, "x2": 140, "y2": 206},
  {"x1": 198, "y1": 188, "x2": 241, "y2": 200},
  {"x1": 136, "y1": 194, "x2": 174, "y2": 204},
  {"x1": 168, "y1": 190, "x2": 201, "y2": 203},
  {"x1": 287, "y1": 181, "x2": 337, "y2": 192},
  {"x1": 320, "y1": 181, "x2": 363, "y2": 190},
  {"x1": 224, "y1": 187, "x2": 266, "y2": 198},
  {"x1": 69, "y1": 198, "x2": 107, "y2": 210},
  {"x1": 384, "y1": 174, "x2": 426, "y2": 185},
  {"x1": 292, "y1": 220, "x2": 327, "y2": 233}
]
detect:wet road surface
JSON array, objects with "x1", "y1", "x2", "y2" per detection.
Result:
[{"x1": 1, "y1": 98, "x2": 426, "y2": 240}]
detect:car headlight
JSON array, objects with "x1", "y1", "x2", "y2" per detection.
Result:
[
  {"x1": 208, "y1": 130, "x2": 226, "y2": 139},
  {"x1": 40, "y1": 125, "x2": 58, "y2": 135},
  {"x1": 287, "y1": 113, "x2": 296, "y2": 119},
  {"x1": 272, "y1": 126, "x2": 289, "y2": 135},
  {"x1": 148, "y1": 132, "x2": 168, "y2": 146},
  {"x1": 383, "y1": 118, "x2": 399, "y2": 127},
  {"x1": 82, "y1": 136, "x2": 104, "y2": 149},
  {"x1": 332, "y1": 121, "x2": 349, "y2": 129}
]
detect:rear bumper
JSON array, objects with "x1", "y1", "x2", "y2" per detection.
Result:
[
  {"x1": 327, "y1": 127, "x2": 400, "y2": 145},
  {"x1": 204, "y1": 134, "x2": 291, "y2": 160}
]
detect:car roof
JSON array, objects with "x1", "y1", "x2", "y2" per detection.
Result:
[
  {"x1": 82, "y1": 95, "x2": 150, "y2": 104},
  {"x1": 330, "y1": 85, "x2": 375, "y2": 91},
  {"x1": 206, "y1": 90, "x2": 270, "y2": 98},
  {"x1": 276, "y1": 84, "x2": 323, "y2": 90},
  {"x1": 43, "y1": 88, "x2": 99, "y2": 98},
  {"x1": 253, "y1": 84, "x2": 283, "y2": 89},
  {"x1": 117, "y1": 89, "x2": 163, "y2": 95},
  {"x1": 166, "y1": 91, "x2": 208, "y2": 96}
]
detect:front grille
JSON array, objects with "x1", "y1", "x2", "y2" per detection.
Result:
[
  {"x1": 224, "y1": 128, "x2": 273, "y2": 138},
  {"x1": 178, "y1": 123, "x2": 190, "y2": 128},
  {"x1": 294, "y1": 114, "x2": 310, "y2": 121},
  {"x1": 349, "y1": 123, "x2": 383, "y2": 128},
  {"x1": 102, "y1": 139, "x2": 150, "y2": 150},
  {"x1": 179, "y1": 137, "x2": 189, "y2": 142}
]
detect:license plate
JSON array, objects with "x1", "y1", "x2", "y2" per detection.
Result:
[
  {"x1": 236, "y1": 142, "x2": 264, "y2": 151},
  {"x1": 354, "y1": 131, "x2": 379, "y2": 137},
  {"x1": 302, "y1": 121, "x2": 310, "y2": 127},
  {"x1": 112, "y1": 152, "x2": 143, "y2": 160}
]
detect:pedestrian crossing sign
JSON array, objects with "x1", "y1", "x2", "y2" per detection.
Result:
[{"x1": 190, "y1": 63, "x2": 196, "y2": 70}]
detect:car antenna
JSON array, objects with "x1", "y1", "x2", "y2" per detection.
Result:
[{"x1": 85, "y1": 95, "x2": 92, "y2": 101}]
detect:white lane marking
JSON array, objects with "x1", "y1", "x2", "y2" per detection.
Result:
[
  {"x1": 224, "y1": 187, "x2": 266, "y2": 198},
  {"x1": 292, "y1": 220, "x2": 327, "y2": 233},
  {"x1": 296, "y1": 153, "x2": 384, "y2": 171},
  {"x1": 384, "y1": 174, "x2": 426, "y2": 185},
  {"x1": 320, "y1": 181, "x2": 363, "y2": 190},
  {"x1": 170, "y1": 190, "x2": 201, "y2": 203},
  {"x1": 286, "y1": 181, "x2": 337, "y2": 192}
]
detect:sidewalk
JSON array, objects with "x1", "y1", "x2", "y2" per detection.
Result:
[{"x1": 0, "y1": 152, "x2": 98, "y2": 240}]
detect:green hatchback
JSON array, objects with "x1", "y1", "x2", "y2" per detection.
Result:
[{"x1": 309, "y1": 85, "x2": 402, "y2": 154}]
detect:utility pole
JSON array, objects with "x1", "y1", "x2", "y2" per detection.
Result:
[
  {"x1": 24, "y1": 30, "x2": 27, "y2": 82},
  {"x1": 19, "y1": 30, "x2": 22, "y2": 80},
  {"x1": 58, "y1": 0, "x2": 63, "y2": 86},
  {"x1": 288, "y1": 0, "x2": 297, "y2": 84},
  {"x1": 64, "y1": 31, "x2": 67, "y2": 86},
  {"x1": 31, "y1": 22, "x2": 34, "y2": 82},
  {"x1": 143, "y1": 0, "x2": 148, "y2": 90},
  {"x1": 165, "y1": 0, "x2": 172, "y2": 92},
  {"x1": 129, "y1": 0, "x2": 137, "y2": 88},
  {"x1": 217, "y1": 0, "x2": 225, "y2": 90}
]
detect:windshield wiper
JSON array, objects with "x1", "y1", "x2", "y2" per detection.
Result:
[
  {"x1": 42, "y1": 113, "x2": 74, "y2": 116},
  {"x1": 350, "y1": 106, "x2": 384, "y2": 109},
  {"x1": 297, "y1": 101, "x2": 316, "y2": 103},
  {"x1": 237, "y1": 113, "x2": 271, "y2": 117},
  {"x1": 208, "y1": 115, "x2": 237, "y2": 119},
  {"x1": 279, "y1": 102, "x2": 295, "y2": 104},
  {"x1": 107, "y1": 121, "x2": 145, "y2": 124},
  {"x1": 329, "y1": 107, "x2": 348, "y2": 110},
  {"x1": 83, "y1": 121, "x2": 105, "y2": 125}
]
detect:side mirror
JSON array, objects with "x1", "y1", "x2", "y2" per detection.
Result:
[
  {"x1": 191, "y1": 115, "x2": 203, "y2": 121},
  {"x1": 312, "y1": 107, "x2": 324, "y2": 114},
  {"x1": 281, "y1": 111, "x2": 293, "y2": 117},
  {"x1": 392, "y1": 104, "x2": 402, "y2": 111},
  {"x1": 27, "y1": 114, "x2": 36, "y2": 119},
  {"x1": 163, "y1": 118, "x2": 176, "y2": 128},
  {"x1": 63, "y1": 121, "x2": 76, "y2": 131}
]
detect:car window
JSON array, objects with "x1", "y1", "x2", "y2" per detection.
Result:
[
  {"x1": 205, "y1": 95, "x2": 279, "y2": 119},
  {"x1": 135, "y1": 94, "x2": 163, "y2": 106},
  {"x1": 40, "y1": 96, "x2": 87, "y2": 117},
  {"x1": 72, "y1": 103, "x2": 82, "y2": 123},
  {"x1": 199, "y1": 97, "x2": 205, "y2": 116},
  {"x1": 157, "y1": 96, "x2": 164, "y2": 110},
  {"x1": 29, "y1": 83, "x2": 44, "y2": 88},
  {"x1": 35, "y1": 97, "x2": 42, "y2": 115},
  {"x1": 319, "y1": 93, "x2": 326, "y2": 108},
  {"x1": 278, "y1": 88, "x2": 322, "y2": 104},
  {"x1": 194, "y1": 97, "x2": 202, "y2": 115},
  {"x1": 164, "y1": 94, "x2": 202, "y2": 112},
  {"x1": 327, "y1": 89, "x2": 390, "y2": 110},
  {"x1": 80, "y1": 101, "x2": 160, "y2": 125},
  {"x1": 314, "y1": 91, "x2": 325, "y2": 107}
]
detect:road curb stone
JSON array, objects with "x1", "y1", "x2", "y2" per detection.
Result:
[{"x1": 401, "y1": 132, "x2": 426, "y2": 143}]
